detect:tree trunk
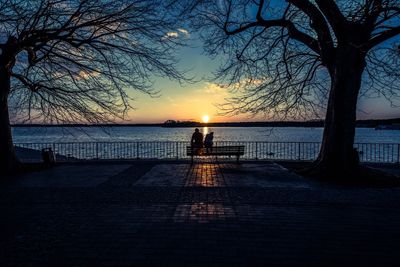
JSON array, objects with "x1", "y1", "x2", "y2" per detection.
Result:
[
  {"x1": 314, "y1": 47, "x2": 366, "y2": 178},
  {"x1": 0, "y1": 66, "x2": 20, "y2": 176}
]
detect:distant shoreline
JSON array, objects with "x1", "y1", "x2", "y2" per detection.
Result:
[{"x1": 11, "y1": 118, "x2": 400, "y2": 128}]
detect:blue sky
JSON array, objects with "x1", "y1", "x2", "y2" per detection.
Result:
[{"x1": 126, "y1": 34, "x2": 400, "y2": 123}]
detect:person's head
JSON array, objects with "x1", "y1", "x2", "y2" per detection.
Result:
[
  {"x1": 210, "y1": 132, "x2": 214, "y2": 135},
  {"x1": 195, "y1": 128, "x2": 199, "y2": 132}
]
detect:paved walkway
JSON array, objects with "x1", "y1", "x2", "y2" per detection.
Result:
[{"x1": 1, "y1": 162, "x2": 400, "y2": 266}]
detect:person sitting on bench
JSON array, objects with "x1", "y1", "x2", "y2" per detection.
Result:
[
  {"x1": 204, "y1": 131, "x2": 214, "y2": 152},
  {"x1": 191, "y1": 128, "x2": 204, "y2": 154}
]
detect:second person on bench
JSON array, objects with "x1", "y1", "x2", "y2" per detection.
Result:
[{"x1": 204, "y1": 132, "x2": 214, "y2": 152}]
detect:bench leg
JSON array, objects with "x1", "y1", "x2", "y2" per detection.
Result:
[{"x1": 236, "y1": 155, "x2": 240, "y2": 164}]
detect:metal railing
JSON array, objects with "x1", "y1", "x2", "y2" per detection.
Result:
[{"x1": 14, "y1": 141, "x2": 400, "y2": 163}]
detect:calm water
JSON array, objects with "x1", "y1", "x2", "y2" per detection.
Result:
[{"x1": 11, "y1": 126, "x2": 400, "y2": 143}]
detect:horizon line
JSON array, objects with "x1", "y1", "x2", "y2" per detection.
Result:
[{"x1": 10, "y1": 117, "x2": 400, "y2": 127}]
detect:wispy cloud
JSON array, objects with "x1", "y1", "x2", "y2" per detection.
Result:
[
  {"x1": 202, "y1": 82, "x2": 228, "y2": 96},
  {"x1": 163, "y1": 28, "x2": 190, "y2": 39},
  {"x1": 164, "y1": 32, "x2": 179, "y2": 38},
  {"x1": 177, "y1": 28, "x2": 190, "y2": 37},
  {"x1": 76, "y1": 70, "x2": 100, "y2": 80}
]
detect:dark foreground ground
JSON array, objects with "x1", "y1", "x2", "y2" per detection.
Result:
[{"x1": 1, "y1": 161, "x2": 400, "y2": 266}]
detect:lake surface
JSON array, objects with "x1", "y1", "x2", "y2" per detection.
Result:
[{"x1": 12, "y1": 126, "x2": 400, "y2": 143}]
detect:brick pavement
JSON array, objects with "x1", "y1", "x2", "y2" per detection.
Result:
[{"x1": 1, "y1": 162, "x2": 400, "y2": 266}]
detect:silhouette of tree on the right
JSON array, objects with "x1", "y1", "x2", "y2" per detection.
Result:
[{"x1": 175, "y1": 0, "x2": 400, "y2": 178}]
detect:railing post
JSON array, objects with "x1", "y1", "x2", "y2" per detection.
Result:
[
  {"x1": 255, "y1": 142, "x2": 258, "y2": 160},
  {"x1": 398, "y1": 144, "x2": 400, "y2": 164},
  {"x1": 52, "y1": 143, "x2": 56, "y2": 161},
  {"x1": 136, "y1": 142, "x2": 139, "y2": 159},
  {"x1": 297, "y1": 142, "x2": 301, "y2": 160},
  {"x1": 176, "y1": 142, "x2": 179, "y2": 159},
  {"x1": 96, "y1": 142, "x2": 99, "y2": 159}
]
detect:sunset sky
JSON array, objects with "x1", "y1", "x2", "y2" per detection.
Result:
[
  {"x1": 125, "y1": 35, "x2": 229, "y2": 123},
  {"x1": 123, "y1": 32, "x2": 400, "y2": 124}
]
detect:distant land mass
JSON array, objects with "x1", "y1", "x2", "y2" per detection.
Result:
[{"x1": 11, "y1": 118, "x2": 400, "y2": 128}]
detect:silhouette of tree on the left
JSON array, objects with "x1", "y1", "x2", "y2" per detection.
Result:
[{"x1": 0, "y1": 0, "x2": 186, "y2": 175}]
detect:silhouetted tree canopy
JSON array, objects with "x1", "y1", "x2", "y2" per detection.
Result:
[
  {"x1": 1, "y1": 0, "x2": 186, "y2": 123},
  {"x1": 0, "y1": 0, "x2": 188, "y2": 174},
  {"x1": 173, "y1": 0, "x2": 400, "y2": 119}
]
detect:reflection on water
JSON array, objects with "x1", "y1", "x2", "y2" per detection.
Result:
[{"x1": 202, "y1": 126, "x2": 208, "y2": 135}]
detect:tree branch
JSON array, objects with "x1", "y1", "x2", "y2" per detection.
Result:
[
  {"x1": 366, "y1": 26, "x2": 400, "y2": 50},
  {"x1": 287, "y1": 0, "x2": 333, "y2": 46},
  {"x1": 314, "y1": 0, "x2": 346, "y2": 38},
  {"x1": 224, "y1": 17, "x2": 320, "y2": 54}
]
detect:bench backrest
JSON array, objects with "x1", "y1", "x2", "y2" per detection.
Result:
[{"x1": 187, "y1": 146, "x2": 245, "y2": 155}]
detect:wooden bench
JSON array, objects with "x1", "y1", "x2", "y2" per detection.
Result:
[{"x1": 187, "y1": 146, "x2": 245, "y2": 164}]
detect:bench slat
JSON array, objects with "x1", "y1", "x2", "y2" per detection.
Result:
[{"x1": 186, "y1": 146, "x2": 245, "y2": 156}]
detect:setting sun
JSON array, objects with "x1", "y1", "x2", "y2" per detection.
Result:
[{"x1": 202, "y1": 115, "x2": 210, "y2": 123}]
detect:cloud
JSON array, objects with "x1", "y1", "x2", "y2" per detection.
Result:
[
  {"x1": 76, "y1": 70, "x2": 100, "y2": 80},
  {"x1": 177, "y1": 28, "x2": 190, "y2": 37},
  {"x1": 202, "y1": 82, "x2": 227, "y2": 95},
  {"x1": 163, "y1": 28, "x2": 190, "y2": 39},
  {"x1": 165, "y1": 32, "x2": 179, "y2": 38}
]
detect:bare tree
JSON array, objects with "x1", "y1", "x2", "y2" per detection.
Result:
[
  {"x1": 0, "y1": 0, "x2": 187, "y2": 174},
  {"x1": 175, "y1": 0, "x2": 400, "y2": 177}
]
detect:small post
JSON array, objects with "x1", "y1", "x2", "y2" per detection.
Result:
[
  {"x1": 397, "y1": 144, "x2": 400, "y2": 164},
  {"x1": 255, "y1": 142, "x2": 258, "y2": 160},
  {"x1": 51, "y1": 143, "x2": 56, "y2": 161},
  {"x1": 52, "y1": 143, "x2": 56, "y2": 162},
  {"x1": 297, "y1": 142, "x2": 301, "y2": 160},
  {"x1": 96, "y1": 142, "x2": 99, "y2": 159},
  {"x1": 136, "y1": 142, "x2": 139, "y2": 159},
  {"x1": 176, "y1": 142, "x2": 179, "y2": 159}
]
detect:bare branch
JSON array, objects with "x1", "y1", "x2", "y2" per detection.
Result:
[
  {"x1": 171, "y1": 0, "x2": 400, "y2": 120},
  {"x1": 314, "y1": 0, "x2": 346, "y2": 38},
  {"x1": 366, "y1": 26, "x2": 400, "y2": 49},
  {"x1": 1, "y1": 0, "x2": 189, "y2": 123}
]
